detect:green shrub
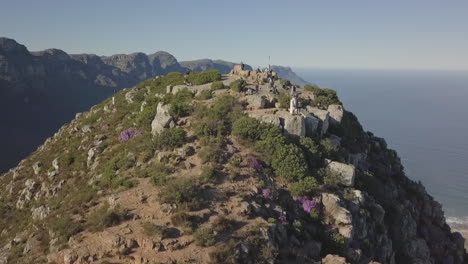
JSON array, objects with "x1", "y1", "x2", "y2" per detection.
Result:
[
  {"x1": 268, "y1": 143, "x2": 308, "y2": 181},
  {"x1": 88, "y1": 203, "x2": 127, "y2": 232},
  {"x1": 230, "y1": 80, "x2": 241, "y2": 92},
  {"x1": 212, "y1": 216, "x2": 236, "y2": 233},
  {"x1": 288, "y1": 176, "x2": 318, "y2": 197},
  {"x1": 299, "y1": 136, "x2": 321, "y2": 168},
  {"x1": 277, "y1": 92, "x2": 291, "y2": 109},
  {"x1": 187, "y1": 69, "x2": 222, "y2": 85},
  {"x1": 232, "y1": 116, "x2": 264, "y2": 142},
  {"x1": 101, "y1": 151, "x2": 136, "y2": 189},
  {"x1": 150, "y1": 171, "x2": 168, "y2": 186},
  {"x1": 196, "y1": 89, "x2": 213, "y2": 100},
  {"x1": 169, "y1": 102, "x2": 193, "y2": 118},
  {"x1": 49, "y1": 216, "x2": 82, "y2": 245},
  {"x1": 141, "y1": 222, "x2": 163, "y2": 236},
  {"x1": 198, "y1": 143, "x2": 225, "y2": 164},
  {"x1": 193, "y1": 227, "x2": 215, "y2": 247},
  {"x1": 136, "y1": 106, "x2": 157, "y2": 126},
  {"x1": 209, "y1": 240, "x2": 238, "y2": 264},
  {"x1": 200, "y1": 165, "x2": 217, "y2": 183},
  {"x1": 159, "y1": 178, "x2": 202, "y2": 210},
  {"x1": 154, "y1": 127, "x2": 187, "y2": 150},
  {"x1": 305, "y1": 84, "x2": 341, "y2": 107},
  {"x1": 211, "y1": 81, "x2": 225, "y2": 90},
  {"x1": 171, "y1": 212, "x2": 199, "y2": 234}
]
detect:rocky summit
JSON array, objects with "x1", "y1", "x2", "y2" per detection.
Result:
[{"x1": 0, "y1": 67, "x2": 466, "y2": 264}]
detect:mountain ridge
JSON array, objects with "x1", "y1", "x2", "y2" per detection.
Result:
[
  {"x1": 0, "y1": 68, "x2": 465, "y2": 263},
  {"x1": 0, "y1": 37, "x2": 308, "y2": 174}
]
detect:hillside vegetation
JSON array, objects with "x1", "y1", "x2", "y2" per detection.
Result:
[{"x1": 0, "y1": 69, "x2": 465, "y2": 264}]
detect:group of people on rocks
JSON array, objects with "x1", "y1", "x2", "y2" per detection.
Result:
[{"x1": 239, "y1": 62, "x2": 301, "y2": 115}]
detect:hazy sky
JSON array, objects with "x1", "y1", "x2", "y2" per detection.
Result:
[{"x1": 1, "y1": 0, "x2": 467, "y2": 70}]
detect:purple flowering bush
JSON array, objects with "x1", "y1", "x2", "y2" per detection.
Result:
[
  {"x1": 119, "y1": 129, "x2": 142, "y2": 142},
  {"x1": 247, "y1": 156, "x2": 262, "y2": 172},
  {"x1": 262, "y1": 188, "x2": 272, "y2": 199},
  {"x1": 294, "y1": 196, "x2": 317, "y2": 213}
]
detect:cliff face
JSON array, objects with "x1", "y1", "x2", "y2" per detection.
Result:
[
  {"x1": 0, "y1": 69, "x2": 465, "y2": 264},
  {"x1": 0, "y1": 37, "x2": 308, "y2": 174}
]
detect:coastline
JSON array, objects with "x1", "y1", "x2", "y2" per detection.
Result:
[{"x1": 447, "y1": 217, "x2": 468, "y2": 249}]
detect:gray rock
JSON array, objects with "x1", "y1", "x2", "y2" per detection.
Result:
[
  {"x1": 31, "y1": 205, "x2": 49, "y2": 220},
  {"x1": 32, "y1": 162, "x2": 43, "y2": 175},
  {"x1": 248, "y1": 113, "x2": 281, "y2": 128},
  {"x1": 243, "y1": 94, "x2": 268, "y2": 110},
  {"x1": 326, "y1": 160, "x2": 356, "y2": 187},
  {"x1": 322, "y1": 254, "x2": 349, "y2": 264},
  {"x1": 82, "y1": 125, "x2": 92, "y2": 133},
  {"x1": 322, "y1": 193, "x2": 352, "y2": 238},
  {"x1": 306, "y1": 106, "x2": 330, "y2": 135},
  {"x1": 125, "y1": 89, "x2": 137, "y2": 104},
  {"x1": 151, "y1": 103, "x2": 173, "y2": 135},
  {"x1": 303, "y1": 113, "x2": 320, "y2": 136},
  {"x1": 52, "y1": 157, "x2": 59, "y2": 171},
  {"x1": 283, "y1": 115, "x2": 306, "y2": 137},
  {"x1": 328, "y1": 104, "x2": 344, "y2": 125},
  {"x1": 329, "y1": 135, "x2": 342, "y2": 149},
  {"x1": 16, "y1": 179, "x2": 40, "y2": 209}
]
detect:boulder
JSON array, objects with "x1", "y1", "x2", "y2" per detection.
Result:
[
  {"x1": 52, "y1": 157, "x2": 59, "y2": 171},
  {"x1": 322, "y1": 254, "x2": 350, "y2": 264},
  {"x1": 328, "y1": 104, "x2": 344, "y2": 125},
  {"x1": 303, "y1": 113, "x2": 320, "y2": 136},
  {"x1": 231, "y1": 64, "x2": 243, "y2": 75},
  {"x1": 32, "y1": 162, "x2": 43, "y2": 175},
  {"x1": 32, "y1": 205, "x2": 49, "y2": 220},
  {"x1": 125, "y1": 89, "x2": 137, "y2": 104},
  {"x1": 326, "y1": 160, "x2": 356, "y2": 187},
  {"x1": 247, "y1": 113, "x2": 281, "y2": 128},
  {"x1": 151, "y1": 103, "x2": 173, "y2": 135},
  {"x1": 243, "y1": 94, "x2": 268, "y2": 110},
  {"x1": 322, "y1": 193, "x2": 353, "y2": 238},
  {"x1": 306, "y1": 106, "x2": 330, "y2": 135},
  {"x1": 283, "y1": 115, "x2": 306, "y2": 137}
]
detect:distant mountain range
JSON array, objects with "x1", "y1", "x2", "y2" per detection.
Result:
[{"x1": 0, "y1": 37, "x2": 309, "y2": 173}]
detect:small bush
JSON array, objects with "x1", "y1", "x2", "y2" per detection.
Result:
[
  {"x1": 232, "y1": 116, "x2": 264, "y2": 142},
  {"x1": 200, "y1": 165, "x2": 217, "y2": 183},
  {"x1": 196, "y1": 89, "x2": 213, "y2": 100},
  {"x1": 159, "y1": 178, "x2": 202, "y2": 210},
  {"x1": 211, "y1": 81, "x2": 225, "y2": 90},
  {"x1": 150, "y1": 171, "x2": 168, "y2": 186},
  {"x1": 193, "y1": 227, "x2": 215, "y2": 247},
  {"x1": 305, "y1": 84, "x2": 341, "y2": 107},
  {"x1": 198, "y1": 143, "x2": 225, "y2": 164},
  {"x1": 142, "y1": 222, "x2": 163, "y2": 236},
  {"x1": 277, "y1": 92, "x2": 291, "y2": 109},
  {"x1": 88, "y1": 203, "x2": 127, "y2": 232},
  {"x1": 299, "y1": 137, "x2": 321, "y2": 168},
  {"x1": 136, "y1": 105, "x2": 157, "y2": 126},
  {"x1": 212, "y1": 216, "x2": 236, "y2": 233},
  {"x1": 230, "y1": 80, "x2": 241, "y2": 92},
  {"x1": 49, "y1": 216, "x2": 82, "y2": 245},
  {"x1": 154, "y1": 127, "x2": 187, "y2": 150},
  {"x1": 169, "y1": 102, "x2": 193, "y2": 118},
  {"x1": 171, "y1": 212, "x2": 199, "y2": 234},
  {"x1": 188, "y1": 69, "x2": 222, "y2": 85},
  {"x1": 288, "y1": 176, "x2": 318, "y2": 197},
  {"x1": 209, "y1": 240, "x2": 239, "y2": 264}
]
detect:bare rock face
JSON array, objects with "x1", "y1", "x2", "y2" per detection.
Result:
[
  {"x1": 16, "y1": 179, "x2": 40, "y2": 209},
  {"x1": 322, "y1": 193, "x2": 353, "y2": 238},
  {"x1": 303, "y1": 113, "x2": 320, "y2": 136},
  {"x1": 328, "y1": 104, "x2": 344, "y2": 125},
  {"x1": 151, "y1": 102, "x2": 173, "y2": 135},
  {"x1": 326, "y1": 160, "x2": 356, "y2": 187}
]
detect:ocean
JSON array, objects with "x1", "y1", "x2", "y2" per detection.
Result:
[{"x1": 295, "y1": 68, "x2": 468, "y2": 227}]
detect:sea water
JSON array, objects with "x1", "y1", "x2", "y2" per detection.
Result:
[{"x1": 296, "y1": 68, "x2": 468, "y2": 227}]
